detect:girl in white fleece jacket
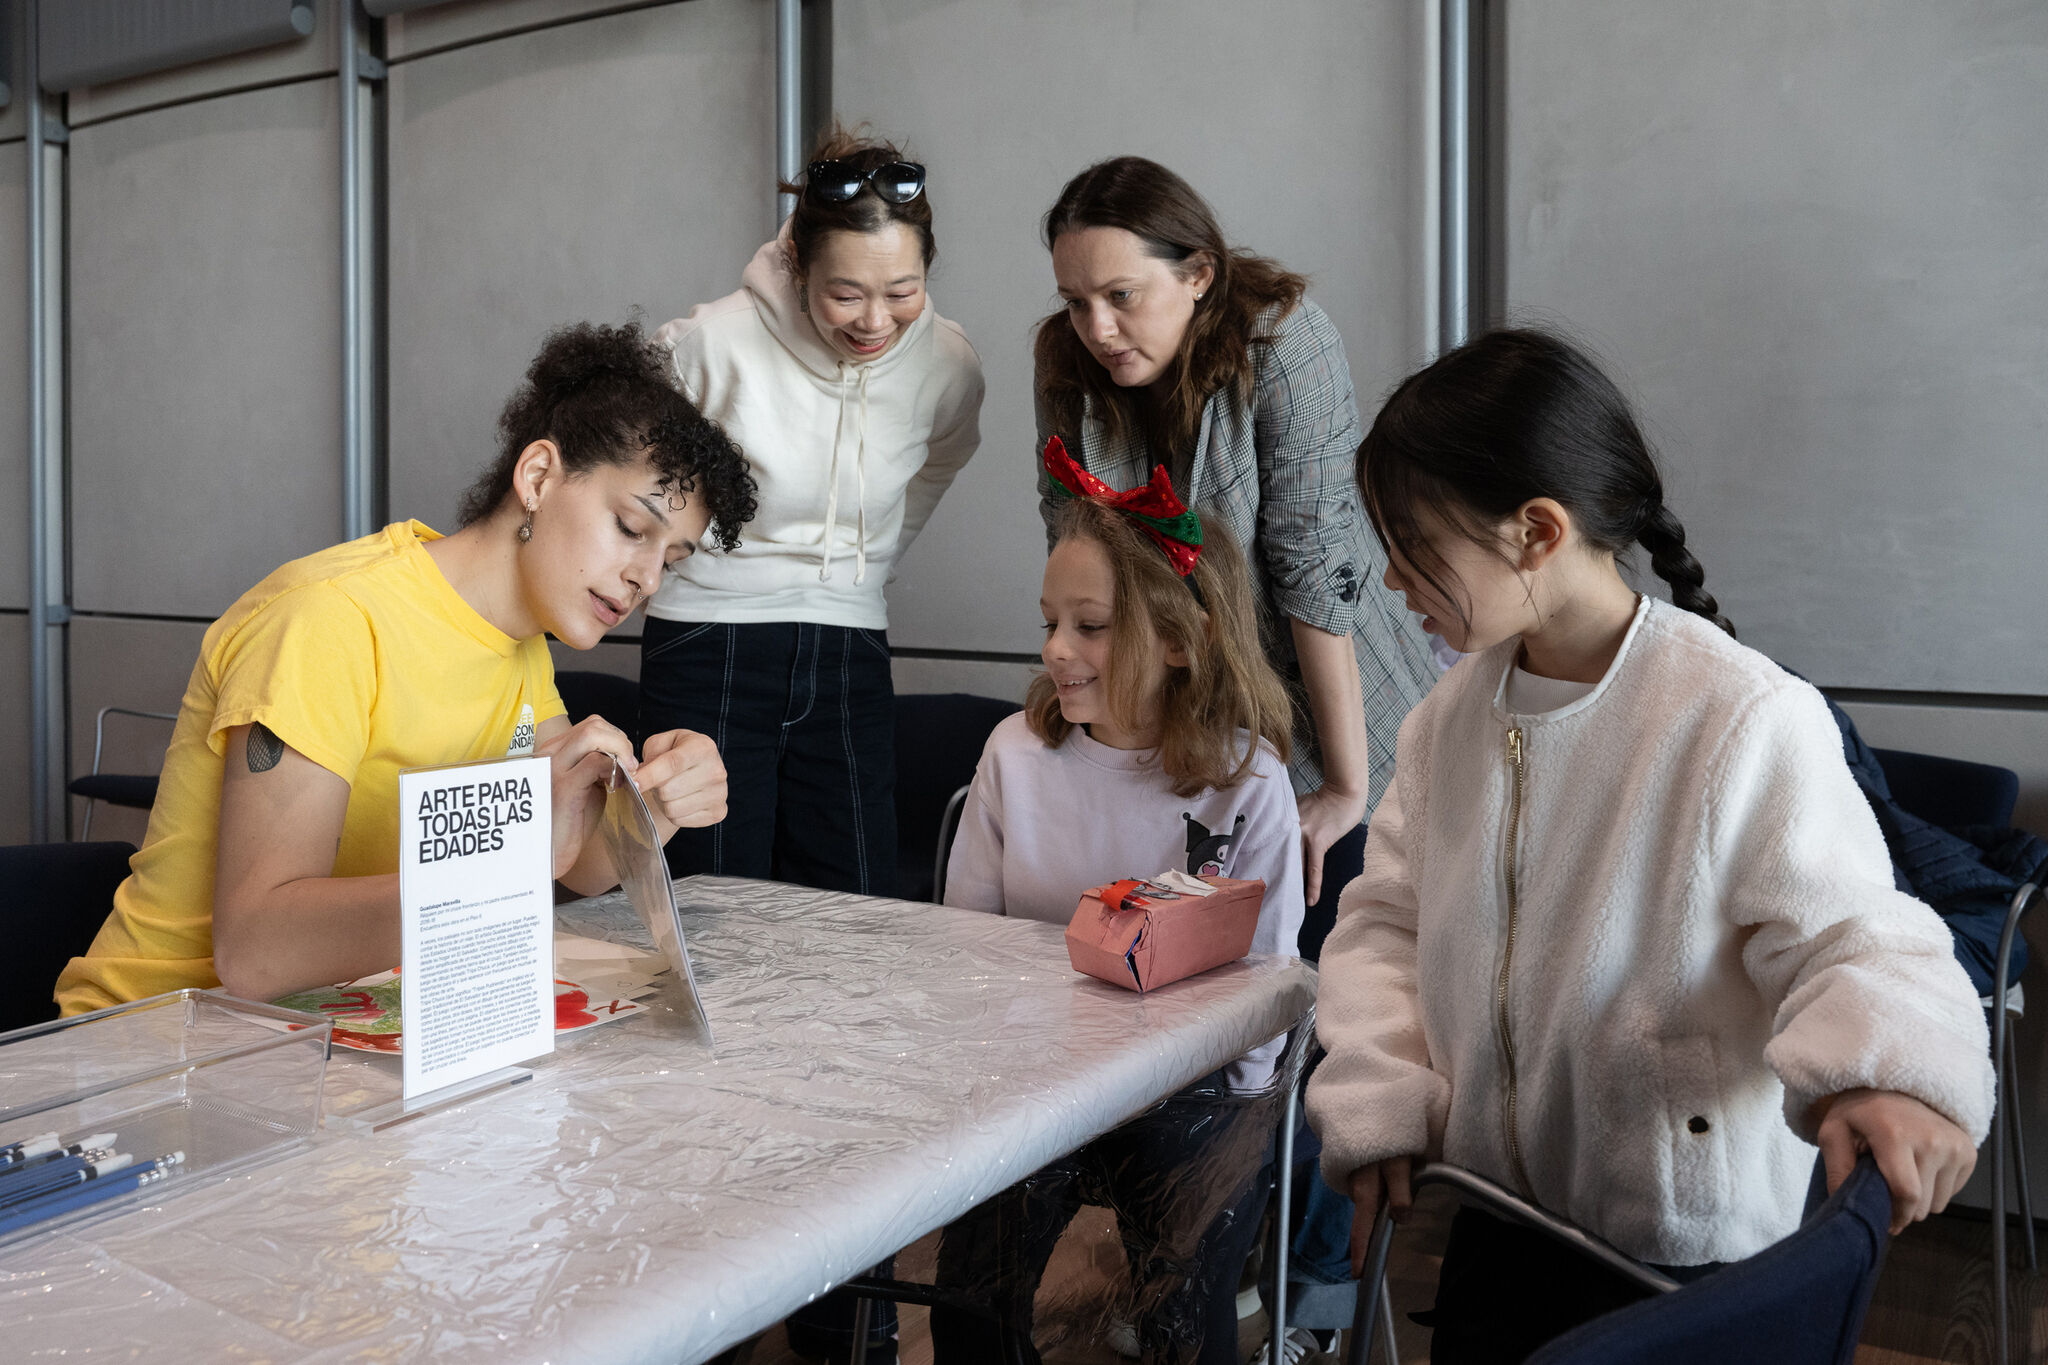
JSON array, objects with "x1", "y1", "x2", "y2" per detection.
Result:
[
  {"x1": 638, "y1": 129, "x2": 984, "y2": 906},
  {"x1": 1305, "y1": 329, "x2": 1993, "y2": 1364}
]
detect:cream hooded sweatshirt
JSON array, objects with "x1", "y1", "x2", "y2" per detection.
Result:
[
  {"x1": 1306, "y1": 597, "x2": 1994, "y2": 1267},
  {"x1": 646, "y1": 234, "x2": 985, "y2": 629}
]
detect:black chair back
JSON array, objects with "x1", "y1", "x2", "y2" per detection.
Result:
[
  {"x1": 557, "y1": 669, "x2": 641, "y2": 737},
  {"x1": 893, "y1": 693, "x2": 1021, "y2": 902},
  {"x1": 1525, "y1": 1155, "x2": 1892, "y2": 1365},
  {"x1": 1872, "y1": 746, "x2": 2020, "y2": 831},
  {"x1": 0, "y1": 841, "x2": 137, "y2": 1033}
]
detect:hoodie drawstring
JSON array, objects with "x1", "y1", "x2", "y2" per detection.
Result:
[{"x1": 819, "y1": 363, "x2": 872, "y2": 585}]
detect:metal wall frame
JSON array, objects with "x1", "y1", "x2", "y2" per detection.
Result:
[
  {"x1": 340, "y1": 0, "x2": 384, "y2": 541},
  {"x1": 24, "y1": 0, "x2": 63, "y2": 841}
]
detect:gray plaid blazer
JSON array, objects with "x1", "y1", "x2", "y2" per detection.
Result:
[{"x1": 1036, "y1": 299, "x2": 1437, "y2": 814}]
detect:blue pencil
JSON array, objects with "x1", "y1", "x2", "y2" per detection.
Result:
[
  {"x1": 0, "y1": 1152, "x2": 183, "y2": 1238},
  {"x1": 0, "y1": 1134, "x2": 60, "y2": 1168},
  {"x1": 0, "y1": 1134, "x2": 117, "y2": 1180},
  {"x1": 0, "y1": 1153, "x2": 125, "y2": 1210}
]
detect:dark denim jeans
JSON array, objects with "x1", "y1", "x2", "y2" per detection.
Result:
[
  {"x1": 637, "y1": 618, "x2": 898, "y2": 896},
  {"x1": 1290, "y1": 822, "x2": 1372, "y2": 1285}
]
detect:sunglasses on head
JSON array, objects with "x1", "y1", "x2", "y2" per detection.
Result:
[{"x1": 805, "y1": 160, "x2": 927, "y2": 205}]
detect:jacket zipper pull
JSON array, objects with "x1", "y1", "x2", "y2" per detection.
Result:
[{"x1": 1498, "y1": 723, "x2": 1533, "y2": 1197}]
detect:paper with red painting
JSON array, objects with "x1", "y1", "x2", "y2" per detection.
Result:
[{"x1": 273, "y1": 934, "x2": 662, "y2": 1054}]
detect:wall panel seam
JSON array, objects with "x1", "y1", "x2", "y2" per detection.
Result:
[
  {"x1": 65, "y1": 69, "x2": 337, "y2": 131},
  {"x1": 1822, "y1": 688, "x2": 2048, "y2": 713},
  {"x1": 893, "y1": 648, "x2": 1041, "y2": 666},
  {"x1": 385, "y1": 0, "x2": 693, "y2": 67},
  {"x1": 70, "y1": 609, "x2": 221, "y2": 626}
]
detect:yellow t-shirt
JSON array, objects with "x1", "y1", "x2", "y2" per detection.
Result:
[{"x1": 55, "y1": 522, "x2": 567, "y2": 1016}]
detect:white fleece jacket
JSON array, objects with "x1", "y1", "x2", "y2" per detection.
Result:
[
  {"x1": 647, "y1": 233, "x2": 985, "y2": 629},
  {"x1": 1306, "y1": 597, "x2": 1994, "y2": 1266}
]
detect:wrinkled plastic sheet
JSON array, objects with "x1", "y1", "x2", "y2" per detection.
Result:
[{"x1": 0, "y1": 876, "x2": 1316, "y2": 1363}]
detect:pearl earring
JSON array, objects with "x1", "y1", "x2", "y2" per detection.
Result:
[{"x1": 517, "y1": 502, "x2": 535, "y2": 543}]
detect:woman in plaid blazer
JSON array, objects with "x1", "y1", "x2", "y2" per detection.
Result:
[{"x1": 1034, "y1": 155, "x2": 1439, "y2": 945}]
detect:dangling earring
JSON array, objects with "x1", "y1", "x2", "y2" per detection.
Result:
[{"x1": 517, "y1": 501, "x2": 535, "y2": 543}]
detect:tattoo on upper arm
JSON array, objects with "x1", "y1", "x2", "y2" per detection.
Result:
[{"x1": 246, "y1": 723, "x2": 285, "y2": 773}]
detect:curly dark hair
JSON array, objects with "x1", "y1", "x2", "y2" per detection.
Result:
[{"x1": 458, "y1": 320, "x2": 758, "y2": 553}]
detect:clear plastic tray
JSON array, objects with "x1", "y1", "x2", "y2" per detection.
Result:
[{"x1": 0, "y1": 989, "x2": 332, "y2": 1245}]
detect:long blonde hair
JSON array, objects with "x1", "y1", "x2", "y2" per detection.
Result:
[{"x1": 1026, "y1": 499, "x2": 1292, "y2": 798}]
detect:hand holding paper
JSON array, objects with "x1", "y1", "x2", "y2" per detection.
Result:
[
  {"x1": 637, "y1": 728, "x2": 727, "y2": 837},
  {"x1": 537, "y1": 714, "x2": 641, "y2": 882},
  {"x1": 600, "y1": 758, "x2": 713, "y2": 1038}
]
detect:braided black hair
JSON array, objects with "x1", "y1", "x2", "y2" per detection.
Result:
[
  {"x1": 1356, "y1": 326, "x2": 1734, "y2": 638},
  {"x1": 458, "y1": 320, "x2": 758, "y2": 553}
]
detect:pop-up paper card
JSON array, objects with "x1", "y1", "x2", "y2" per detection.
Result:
[{"x1": 600, "y1": 758, "x2": 713, "y2": 1039}]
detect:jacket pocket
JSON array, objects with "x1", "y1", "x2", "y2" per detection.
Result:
[{"x1": 1659, "y1": 1035, "x2": 1731, "y2": 1220}]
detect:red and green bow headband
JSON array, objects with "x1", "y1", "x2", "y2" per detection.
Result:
[{"x1": 1042, "y1": 436, "x2": 1204, "y2": 577}]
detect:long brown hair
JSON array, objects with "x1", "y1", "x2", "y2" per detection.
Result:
[
  {"x1": 1036, "y1": 157, "x2": 1307, "y2": 460},
  {"x1": 1026, "y1": 499, "x2": 1292, "y2": 798},
  {"x1": 778, "y1": 123, "x2": 936, "y2": 285}
]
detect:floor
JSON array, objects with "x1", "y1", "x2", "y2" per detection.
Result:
[{"x1": 735, "y1": 1189, "x2": 2048, "y2": 1365}]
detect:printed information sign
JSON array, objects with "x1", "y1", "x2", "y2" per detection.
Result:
[{"x1": 398, "y1": 755, "x2": 555, "y2": 1100}]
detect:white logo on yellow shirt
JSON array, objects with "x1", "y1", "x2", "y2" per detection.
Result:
[{"x1": 508, "y1": 703, "x2": 536, "y2": 756}]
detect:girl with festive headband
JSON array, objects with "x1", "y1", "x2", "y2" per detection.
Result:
[{"x1": 931, "y1": 437, "x2": 1301, "y2": 1365}]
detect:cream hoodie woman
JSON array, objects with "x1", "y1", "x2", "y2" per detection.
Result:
[{"x1": 647, "y1": 230, "x2": 983, "y2": 628}]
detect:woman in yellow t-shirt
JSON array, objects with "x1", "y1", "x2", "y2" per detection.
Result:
[{"x1": 56, "y1": 322, "x2": 760, "y2": 1015}]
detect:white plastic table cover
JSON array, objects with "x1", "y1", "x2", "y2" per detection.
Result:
[{"x1": 1, "y1": 876, "x2": 1316, "y2": 1364}]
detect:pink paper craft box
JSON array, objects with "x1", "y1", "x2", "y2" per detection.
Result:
[{"x1": 1064, "y1": 875, "x2": 1266, "y2": 992}]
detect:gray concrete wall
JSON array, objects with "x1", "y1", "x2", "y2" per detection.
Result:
[
  {"x1": 384, "y1": 0, "x2": 772, "y2": 532},
  {"x1": 832, "y1": 0, "x2": 1435, "y2": 657},
  {"x1": 1503, "y1": 0, "x2": 2047, "y2": 700},
  {"x1": 0, "y1": 615, "x2": 29, "y2": 844},
  {"x1": 68, "y1": 77, "x2": 345, "y2": 617}
]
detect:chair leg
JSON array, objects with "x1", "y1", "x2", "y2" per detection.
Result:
[
  {"x1": 1272, "y1": 1079, "x2": 1296, "y2": 1349},
  {"x1": 1991, "y1": 885, "x2": 2039, "y2": 1365},
  {"x1": 1993, "y1": 1006, "x2": 2011, "y2": 1365},
  {"x1": 1377, "y1": 1280, "x2": 1399, "y2": 1364},
  {"x1": 2003, "y1": 1023, "x2": 2037, "y2": 1271},
  {"x1": 1000, "y1": 1305, "x2": 1033, "y2": 1365},
  {"x1": 79, "y1": 797, "x2": 94, "y2": 841},
  {"x1": 849, "y1": 1296, "x2": 872, "y2": 1365},
  {"x1": 1348, "y1": 1212, "x2": 1395, "y2": 1365}
]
